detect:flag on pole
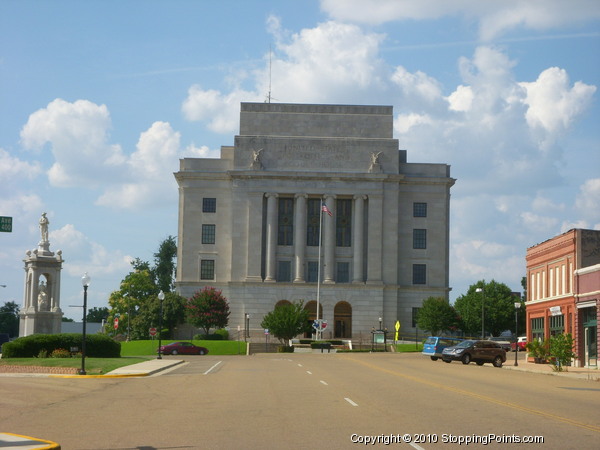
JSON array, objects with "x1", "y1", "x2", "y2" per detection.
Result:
[{"x1": 321, "y1": 203, "x2": 333, "y2": 216}]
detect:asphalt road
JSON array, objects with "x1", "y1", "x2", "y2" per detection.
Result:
[{"x1": 1, "y1": 353, "x2": 599, "y2": 449}]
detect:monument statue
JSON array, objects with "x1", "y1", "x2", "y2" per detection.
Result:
[
  {"x1": 39, "y1": 212, "x2": 49, "y2": 243},
  {"x1": 369, "y1": 151, "x2": 383, "y2": 173},
  {"x1": 38, "y1": 281, "x2": 49, "y2": 311}
]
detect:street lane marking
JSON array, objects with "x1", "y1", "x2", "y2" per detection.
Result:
[
  {"x1": 320, "y1": 380, "x2": 328, "y2": 385},
  {"x1": 203, "y1": 361, "x2": 222, "y2": 375},
  {"x1": 306, "y1": 371, "x2": 312, "y2": 375},
  {"x1": 298, "y1": 364, "x2": 303, "y2": 367},
  {"x1": 341, "y1": 355, "x2": 600, "y2": 434},
  {"x1": 344, "y1": 397, "x2": 358, "y2": 406}
]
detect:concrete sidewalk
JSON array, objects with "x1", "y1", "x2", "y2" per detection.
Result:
[
  {"x1": 103, "y1": 358, "x2": 184, "y2": 377},
  {"x1": 502, "y1": 358, "x2": 599, "y2": 381}
]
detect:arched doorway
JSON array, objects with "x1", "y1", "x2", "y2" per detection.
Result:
[
  {"x1": 304, "y1": 301, "x2": 323, "y2": 338},
  {"x1": 334, "y1": 301, "x2": 352, "y2": 338},
  {"x1": 275, "y1": 299, "x2": 291, "y2": 309}
]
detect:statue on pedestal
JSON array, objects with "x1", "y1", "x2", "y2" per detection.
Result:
[{"x1": 39, "y1": 212, "x2": 49, "y2": 243}]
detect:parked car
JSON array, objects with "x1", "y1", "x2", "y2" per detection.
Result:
[
  {"x1": 158, "y1": 342, "x2": 209, "y2": 355},
  {"x1": 422, "y1": 336, "x2": 463, "y2": 361},
  {"x1": 489, "y1": 336, "x2": 511, "y2": 352},
  {"x1": 441, "y1": 339, "x2": 507, "y2": 367},
  {"x1": 510, "y1": 336, "x2": 527, "y2": 352}
]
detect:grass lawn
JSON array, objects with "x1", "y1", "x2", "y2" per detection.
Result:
[
  {"x1": 0, "y1": 356, "x2": 150, "y2": 375},
  {"x1": 121, "y1": 339, "x2": 247, "y2": 356},
  {"x1": 395, "y1": 343, "x2": 424, "y2": 352}
]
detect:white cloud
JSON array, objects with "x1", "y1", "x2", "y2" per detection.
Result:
[
  {"x1": 19, "y1": 99, "x2": 127, "y2": 188},
  {"x1": 0, "y1": 148, "x2": 42, "y2": 183},
  {"x1": 575, "y1": 178, "x2": 600, "y2": 227},
  {"x1": 320, "y1": 0, "x2": 600, "y2": 41},
  {"x1": 520, "y1": 68, "x2": 596, "y2": 149}
]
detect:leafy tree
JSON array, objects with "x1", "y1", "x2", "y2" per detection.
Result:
[
  {"x1": 261, "y1": 301, "x2": 312, "y2": 346},
  {"x1": 133, "y1": 291, "x2": 186, "y2": 339},
  {"x1": 454, "y1": 280, "x2": 517, "y2": 337},
  {"x1": 0, "y1": 301, "x2": 20, "y2": 337},
  {"x1": 86, "y1": 307, "x2": 109, "y2": 323},
  {"x1": 61, "y1": 317, "x2": 74, "y2": 322},
  {"x1": 154, "y1": 236, "x2": 177, "y2": 293},
  {"x1": 416, "y1": 297, "x2": 458, "y2": 336},
  {"x1": 549, "y1": 333, "x2": 577, "y2": 372},
  {"x1": 186, "y1": 287, "x2": 230, "y2": 335}
]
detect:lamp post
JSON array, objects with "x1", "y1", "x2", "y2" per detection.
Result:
[
  {"x1": 514, "y1": 301, "x2": 521, "y2": 366},
  {"x1": 79, "y1": 272, "x2": 90, "y2": 375},
  {"x1": 476, "y1": 287, "x2": 485, "y2": 339},
  {"x1": 157, "y1": 290, "x2": 165, "y2": 359},
  {"x1": 245, "y1": 313, "x2": 250, "y2": 341},
  {"x1": 379, "y1": 317, "x2": 382, "y2": 330}
]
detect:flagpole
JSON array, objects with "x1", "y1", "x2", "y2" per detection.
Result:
[{"x1": 316, "y1": 198, "x2": 323, "y2": 341}]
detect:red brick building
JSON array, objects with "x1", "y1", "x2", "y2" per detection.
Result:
[{"x1": 526, "y1": 229, "x2": 600, "y2": 367}]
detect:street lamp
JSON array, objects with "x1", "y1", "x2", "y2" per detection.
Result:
[
  {"x1": 157, "y1": 290, "x2": 165, "y2": 359},
  {"x1": 476, "y1": 287, "x2": 485, "y2": 339},
  {"x1": 245, "y1": 313, "x2": 250, "y2": 341},
  {"x1": 379, "y1": 317, "x2": 382, "y2": 330},
  {"x1": 514, "y1": 301, "x2": 521, "y2": 366},
  {"x1": 79, "y1": 272, "x2": 90, "y2": 375}
]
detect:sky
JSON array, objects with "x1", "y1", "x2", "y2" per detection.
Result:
[{"x1": 1, "y1": 0, "x2": 599, "y2": 321}]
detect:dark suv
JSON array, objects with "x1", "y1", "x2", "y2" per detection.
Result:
[{"x1": 441, "y1": 339, "x2": 506, "y2": 368}]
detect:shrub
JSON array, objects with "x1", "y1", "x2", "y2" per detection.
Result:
[
  {"x1": 194, "y1": 333, "x2": 223, "y2": 340},
  {"x1": 37, "y1": 349, "x2": 49, "y2": 358},
  {"x1": 1, "y1": 333, "x2": 121, "y2": 358},
  {"x1": 277, "y1": 345, "x2": 295, "y2": 353},
  {"x1": 50, "y1": 348, "x2": 71, "y2": 358},
  {"x1": 549, "y1": 333, "x2": 576, "y2": 372},
  {"x1": 214, "y1": 328, "x2": 229, "y2": 340}
]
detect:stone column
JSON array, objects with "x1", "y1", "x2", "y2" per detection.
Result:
[
  {"x1": 294, "y1": 194, "x2": 307, "y2": 282},
  {"x1": 323, "y1": 195, "x2": 336, "y2": 283},
  {"x1": 264, "y1": 193, "x2": 278, "y2": 282},
  {"x1": 366, "y1": 194, "x2": 383, "y2": 284},
  {"x1": 245, "y1": 192, "x2": 264, "y2": 281},
  {"x1": 352, "y1": 195, "x2": 366, "y2": 283}
]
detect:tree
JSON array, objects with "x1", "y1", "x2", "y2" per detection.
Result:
[
  {"x1": 0, "y1": 301, "x2": 20, "y2": 338},
  {"x1": 261, "y1": 301, "x2": 312, "y2": 346},
  {"x1": 86, "y1": 307, "x2": 109, "y2": 323},
  {"x1": 154, "y1": 236, "x2": 177, "y2": 293},
  {"x1": 134, "y1": 291, "x2": 186, "y2": 339},
  {"x1": 416, "y1": 297, "x2": 458, "y2": 336},
  {"x1": 454, "y1": 280, "x2": 517, "y2": 337},
  {"x1": 186, "y1": 287, "x2": 230, "y2": 335}
]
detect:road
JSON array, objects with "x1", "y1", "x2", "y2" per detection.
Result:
[{"x1": 1, "y1": 352, "x2": 598, "y2": 449}]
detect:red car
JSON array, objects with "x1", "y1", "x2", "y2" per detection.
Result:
[
  {"x1": 510, "y1": 336, "x2": 527, "y2": 352},
  {"x1": 159, "y1": 342, "x2": 209, "y2": 355}
]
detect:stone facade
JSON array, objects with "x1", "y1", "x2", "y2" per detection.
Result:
[{"x1": 175, "y1": 103, "x2": 455, "y2": 339}]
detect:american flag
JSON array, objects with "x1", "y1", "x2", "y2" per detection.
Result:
[{"x1": 321, "y1": 203, "x2": 333, "y2": 216}]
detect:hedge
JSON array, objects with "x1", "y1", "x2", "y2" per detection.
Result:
[{"x1": 1, "y1": 333, "x2": 121, "y2": 358}]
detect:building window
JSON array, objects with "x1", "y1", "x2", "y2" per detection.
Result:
[
  {"x1": 277, "y1": 198, "x2": 294, "y2": 246},
  {"x1": 200, "y1": 260, "x2": 215, "y2": 280},
  {"x1": 277, "y1": 261, "x2": 291, "y2": 282},
  {"x1": 413, "y1": 202, "x2": 427, "y2": 217},
  {"x1": 307, "y1": 261, "x2": 319, "y2": 282},
  {"x1": 549, "y1": 315, "x2": 564, "y2": 336},
  {"x1": 412, "y1": 264, "x2": 426, "y2": 285},
  {"x1": 413, "y1": 229, "x2": 427, "y2": 249},
  {"x1": 531, "y1": 317, "x2": 544, "y2": 341},
  {"x1": 336, "y1": 199, "x2": 352, "y2": 247},
  {"x1": 336, "y1": 262, "x2": 350, "y2": 283},
  {"x1": 412, "y1": 307, "x2": 421, "y2": 328},
  {"x1": 202, "y1": 224, "x2": 215, "y2": 244},
  {"x1": 203, "y1": 198, "x2": 216, "y2": 213},
  {"x1": 307, "y1": 199, "x2": 321, "y2": 246}
]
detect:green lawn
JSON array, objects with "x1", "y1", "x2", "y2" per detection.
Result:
[
  {"x1": 120, "y1": 339, "x2": 247, "y2": 356},
  {"x1": 395, "y1": 343, "x2": 424, "y2": 352},
  {"x1": 0, "y1": 356, "x2": 150, "y2": 375}
]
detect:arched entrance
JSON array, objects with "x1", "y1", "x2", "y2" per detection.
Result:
[
  {"x1": 334, "y1": 301, "x2": 352, "y2": 338},
  {"x1": 304, "y1": 301, "x2": 323, "y2": 338},
  {"x1": 275, "y1": 299, "x2": 291, "y2": 309}
]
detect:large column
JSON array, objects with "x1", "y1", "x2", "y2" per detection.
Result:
[
  {"x1": 366, "y1": 194, "x2": 383, "y2": 284},
  {"x1": 352, "y1": 195, "x2": 366, "y2": 283},
  {"x1": 323, "y1": 195, "x2": 336, "y2": 283},
  {"x1": 264, "y1": 193, "x2": 278, "y2": 282},
  {"x1": 294, "y1": 194, "x2": 307, "y2": 282},
  {"x1": 245, "y1": 192, "x2": 264, "y2": 281}
]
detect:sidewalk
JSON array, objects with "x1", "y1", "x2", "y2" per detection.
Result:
[
  {"x1": 502, "y1": 358, "x2": 600, "y2": 381},
  {"x1": 101, "y1": 358, "x2": 184, "y2": 377}
]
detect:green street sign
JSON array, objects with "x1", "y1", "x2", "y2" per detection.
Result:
[{"x1": 0, "y1": 216, "x2": 12, "y2": 232}]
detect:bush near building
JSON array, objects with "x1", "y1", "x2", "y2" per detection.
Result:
[{"x1": 1, "y1": 333, "x2": 120, "y2": 358}]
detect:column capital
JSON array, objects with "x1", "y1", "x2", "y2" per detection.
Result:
[
  {"x1": 294, "y1": 193, "x2": 308, "y2": 199},
  {"x1": 265, "y1": 193, "x2": 279, "y2": 199},
  {"x1": 353, "y1": 194, "x2": 367, "y2": 201}
]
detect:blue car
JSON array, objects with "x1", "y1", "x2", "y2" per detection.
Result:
[{"x1": 422, "y1": 336, "x2": 463, "y2": 361}]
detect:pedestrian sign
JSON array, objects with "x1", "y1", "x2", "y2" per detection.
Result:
[{"x1": 0, "y1": 216, "x2": 12, "y2": 232}]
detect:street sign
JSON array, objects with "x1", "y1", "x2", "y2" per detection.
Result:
[
  {"x1": 149, "y1": 327, "x2": 157, "y2": 336},
  {"x1": 0, "y1": 216, "x2": 12, "y2": 232},
  {"x1": 113, "y1": 318, "x2": 119, "y2": 330}
]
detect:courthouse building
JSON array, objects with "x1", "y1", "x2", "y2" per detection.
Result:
[{"x1": 175, "y1": 103, "x2": 455, "y2": 339}]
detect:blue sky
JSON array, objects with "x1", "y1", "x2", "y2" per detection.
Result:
[{"x1": 1, "y1": 0, "x2": 599, "y2": 321}]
